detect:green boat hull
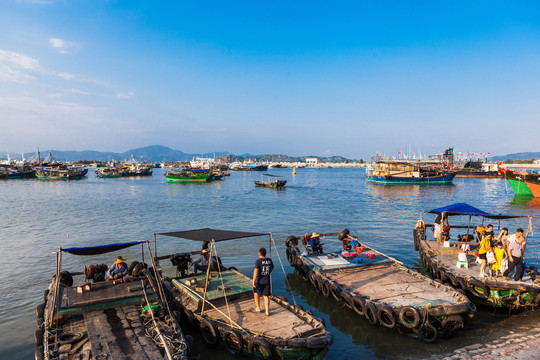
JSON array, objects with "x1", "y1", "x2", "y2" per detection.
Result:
[
  {"x1": 165, "y1": 174, "x2": 213, "y2": 182},
  {"x1": 507, "y1": 178, "x2": 533, "y2": 196}
]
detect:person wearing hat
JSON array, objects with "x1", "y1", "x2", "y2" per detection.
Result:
[
  {"x1": 192, "y1": 249, "x2": 211, "y2": 275},
  {"x1": 308, "y1": 232, "x2": 324, "y2": 254},
  {"x1": 108, "y1": 256, "x2": 128, "y2": 280}
]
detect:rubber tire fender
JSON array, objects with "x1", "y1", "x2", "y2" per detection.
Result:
[
  {"x1": 430, "y1": 262, "x2": 439, "y2": 278},
  {"x1": 534, "y1": 292, "x2": 540, "y2": 307},
  {"x1": 398, "y1": 306, "x2": 420, "y2": 329},
  {"x1": 128, "y1": 261, "x2": 139, "y2": 275},
  {"x1": 329, "y1": 283, "x2": 342, "y2": 302},
  {"x1": 364, "y1": 302, "x2": 379, "y2": 326},
  {"x1": 199, "y1": 319, "x2": 219, "y2": 349},
  {"x1": 58, "y1": 332, "x2": 83, "y2": 345},
  {"x1": 35, "y1": 345, "x2": 44, "y2": 360},
  {"x1": 352, "y1": 296, "x2": 366, "y2": 316},
  {"x1": 59, "y1": 270, "x2": 73, "y2": 287},
  {"x1": 36, "y1": 317, "x2": 44, "y2": 329},
  {"x1": 377, "y1": 304, "x2": 396, "y2": 329},
  {"x1": 306, "y1": 334, "x2": 329, "y2": 349},
  {"x1": 286, "y1": 236, "x2": 298, "y2": 248},
  {"x1": 418, "y1": 323, "x2": 438, "y2": 343},
  {"x1": 300, "y1": 265, "x2": 310, "y2": 282},
  {"x1": 457, "y1": 276, "x2": 468, "y2": 292},
  {"x1": 438, "y1": 268, "x2": 447, "y2": 283},
  {"x1": 248, "y1": 338, "x2": 274, "y2": 360},
  {"x1": 222, "y1": 329, "x2": 244, "y2": 355},
  {"x1": 338, "y1": 229, "x2": 350, "y2": 241},
  {"x1": 286, "y1": 248, "x2": 293, "y2": 265},
  {"x1": 466, "y1": 301, "x2": 477, "y2": 320},
  {"x1": 320, "y1": 279, "x2": 331, "y2": 298},
  {"x1": 182, "y1": 308, "x2": 196, "y2": 329},
  {"x1": 441, "y1": 315, "x2": 464, "y2": 332},
  {"x1": 287, "y1": 337, "x2": 307, "y2": 348},
  {"x1": 445, "y1": 271, "x2": 456, "y2": 287},
  {"x1": 36, "y1": 303, "x2": 45, "y2": 318},
  {"x1": 34, "y1": 328, "x2": 44, "y2": 347},
  {"x1": 340, "y1": 291, "x2": 354, "y2": 309},
  {"x1": 43, "y1": 289, "x2": 49, "y2": 302},
  {"x1": 308, "y1": 271, "x2": 321, "y2": 293},
  {"x1": 467, "y1": 279, "x2": 490, "y2": 299},
  {"x1": 422, "y1": 256, "x2": 431, "y2": 273}
]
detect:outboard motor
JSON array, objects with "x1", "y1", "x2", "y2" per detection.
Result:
[
  {"x1": 84, "y1": 264, "x2": 108, "y2": 282},
  {"x1": 170, "y1": 253, "x2": 191, "y2": 277}
]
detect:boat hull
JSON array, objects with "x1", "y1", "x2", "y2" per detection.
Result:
[
  {"x1": 365, "y1": 173, "x2": 456, "y2": 185},
  {"x1": 165, "y1": 174, "x2": 213, "y2": 182}
]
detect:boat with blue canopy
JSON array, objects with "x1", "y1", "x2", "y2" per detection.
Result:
[
  {"x1": 413, "y1": 203, "x2": 540, "y2": 309},
  {"x1": 36, "y1": 239, "x2": 191, "y2": 360}
]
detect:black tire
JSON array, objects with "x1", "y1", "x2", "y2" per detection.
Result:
[
  {"x1": 128, "y1": 261, "x2": 139, "y2": 275},
  {"x1": 43, "y1": 289, "x2": 49, "y2": 302},
  {"x1": 227, "y1": 266, "x2": 238, "y2": 272},
  {"x1": 316, "y1": 317, "x2": 326, "y2": 327},
  {"x1": 398, "y1": 306, "x2": 420, "y2": 329},
  {"x1": 321, "y1": 279, "x2": 331, "y2": 298},
  {"x1": 338, "y1": 229, "x2": 350, "y2": 241},
  {"x1": 467, "y1": 279, "x2": 490, "y2": 299},
  {"x1": 222, "y1": 329, "x2": 244, "y2": 355},
  {"x1": 35, "y1": 345, "x2": 44, "y2": 360},
  {"x1": 352, "y1": 296, "x2": 366, "y2": 316},
  {"x1": 34, "y1": 329, "x2": 44, "y2": 347},
  {"x1": 36, "y1": 303, "x2": 45, "y2": 318},
  {"x1": 466, "y1": 301, "x2": 477, "y2": 320},
  {"x1": 133, "y1": 262, "x2": 148, "y2": 276},
  {"x1": 446, "y1": 272, "x2": 456, "y2": 287},
  {"x1": 199, "y1": 319, "x2": 219, "y2": 349},
  {"x1": 306, "y1": 334, "x2": 328, "y2": 349},
  {"x1": 430, "y1": 262, "x2": 438, "y2": 278},
  {"x1": 413, "y1": 229, "x2": 422, "y2": 251},
  {"x1": 36, "y1": 317, "x2": 44, "y2": 329},
  {"x1": 286, "y1": 236, "x2": 298, "y2": 248},
  {"x1": 59, "y1": 271, "x2": 73, "y2": 287},
  {"x1": 286, "y1": 248, "x2": 293, "y2": 265},
  {"x1": 457, "y1": 276, "x2": 468, "y2": 291},
  {"x1": 418, "y1": 323, "x2": 437, "y2": 342},
  {"x1": 58, "y1": 332, "x2": 83, "y2": 345},
  {"x1": 300, "y1": 265, "x2": 310, "y2": 282},
  {"x1": 441, "y1": 315, "x2": 464, "y2": 332},
  {"x1": 365, "y1": 302, "x2": 378, "y2": 326},
  {"x1": 173, "y1": 310, "x2": 182, "y2": 324},
  {"x1": 377, "y1": 304, "x2": 396, "y2": 329},
  {"x1": 329, "y1": 283, "x2": 342, "y2": 302},
  {"x1": 438, "y1": 268, "x2": 447, "y2": 283},
  {"x1": 309, "y1": 271, "x2": 321, "y2": 293},
  {"x1": 340, "y1": 291, "x2": 354, "y2": 309},
  {"x1": 182, "y1": 308, "x2": 196, "y2": 328},
  {"x1": 248, "y1": 338, "x2": 274, "y2": 359}
]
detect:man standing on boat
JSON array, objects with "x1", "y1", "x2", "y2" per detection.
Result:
[
  {"x1": 253, "y1": 247, "x2": 274, "y2": 316},
  {"x1": 503, "y1": 228, "x2": 526, "y2": 282}
]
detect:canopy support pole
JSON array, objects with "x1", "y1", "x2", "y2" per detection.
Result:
[
  {"x1": 270, "y1": 232, "x2": 297, "y2": 306},
  {"x1": 201, "y1": 239, "x2": 215, "y2": 316}
]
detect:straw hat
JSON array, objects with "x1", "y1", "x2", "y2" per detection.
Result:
[
  {"x1": 114, "y1": 256, "x2": 126, "y2": 264},
  {"x1": 201, "y1": 249, "x2": 209, "y2": 254},
  {"x1": 312, "y1": 232, "x2": 320, "y2": 238}
]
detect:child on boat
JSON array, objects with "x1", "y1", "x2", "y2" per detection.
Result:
[{"x1": 491, "y1": 241, "x2": 507, "y2": 277}]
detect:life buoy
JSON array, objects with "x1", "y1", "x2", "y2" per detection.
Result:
[
  {"x1": 398, "y1": 306, "x2": 420, "y2": 329},
  {"x1": 377, "y1": 304, "x2": 396, "y2": 328},
  {"x1": 352, "y1": 296, "x2": 366, "y2": 316},
  {"x1": 467, "y1": 279, "x2": 490, "y2": 299},
  {"x1": 365, "y1": 302, "x2": 378, "y2": 325},
  {"x1": 222, "y1": 329, "x2": 244, "y2": 355},
  {"x1": 340, "y1": 291, "x2": 354, "y2": 309},
  {"x1": 418, "y1": 323, "x2": 438, "y2": 342},
  {"x1": 199, "y1": 319, "x2": 219, "y2": 349},
  {"x1": 248, "y1": 338, "x2": 274, "y2": 359}
]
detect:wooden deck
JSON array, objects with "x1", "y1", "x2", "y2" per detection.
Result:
[
  {"x1": 326, "y1": 264, "x2": 459, "y2": 308},
  {"x1": 202, "y1": 298, "x2": 317, "y2": 339}
]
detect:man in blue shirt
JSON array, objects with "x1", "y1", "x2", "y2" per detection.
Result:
[
  {"x1": 308, "y1": 232, "x2": 324, "y2": 254},
  {"x1": 253, "y1": 247, "x2": 274, "y2": 316},
  {"x1": 108, "y1": 256, "x2": 128, "y2": 280}
]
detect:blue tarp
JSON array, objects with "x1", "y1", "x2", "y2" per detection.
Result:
[
  {"x1": 61, "y1": 240, "x2": 146, "y2": 255},
  {"x1": 427, "y1": 203, "x2": 525, "y2": 219}
]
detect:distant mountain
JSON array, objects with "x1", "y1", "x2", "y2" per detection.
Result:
[
  {"x1": 0, "y1": 146, "x2": 355, "y2": 163},
  {"x1": 491, "y1": 152, "x2": 540, "y2": 162}
]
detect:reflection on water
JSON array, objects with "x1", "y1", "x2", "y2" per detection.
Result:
[{"x1": 0, "y1": 168, "x2": 539, "y2": 359}]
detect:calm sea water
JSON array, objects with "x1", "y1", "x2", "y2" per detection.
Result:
[{"x1": 1, "y1": 168, "x2": 539, "y2": 359}]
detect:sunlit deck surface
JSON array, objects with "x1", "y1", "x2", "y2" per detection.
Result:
[{"x1": 326, "y1": 264, "x2": 459, "y2": 308}]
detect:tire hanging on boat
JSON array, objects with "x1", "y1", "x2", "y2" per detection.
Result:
[
  {"x1": 398, "y1": 306, "x2": 420, "y2": 329},
  {"x1": 300, "y1": 265, "x2": 310, "y2": 282},
  {"x1": 221, "y1": 329, "x2": 244, "y2": 355},
  {"x1": 308, "y1": 270, "x2": 321, "y2": 293},
  {"x1": 329, "y1": 283, "x2": 342, "y2": 302},
  {"x1": 248, "y1": 338, "x2": 274, "y2": 360},
  {"x1": 321, "y1": 279, "x2": 331, "y2": 298},
  {"x1": 352, "y1": 296, "x2": 366, "y2": 316},
  {"x1": 34, "y1": 329, "x2": 44, "y2": 347},
  {"x1": 364, "y1": 302, "x2": 379, "y2": 326},
  {"x1": 377, "y1": 304, "x2": 396, "y2": 329},
  {"x1": 418, "y1": 323, "x2": 438, "y2": 342},
  {"x1": 199, "y1": 319, "x2": 219, "y2": 349},
  {"x1": 182, "y1": 308, "x2": 196, "y2": 328},
  {"x1": 36, "y1": 303, "x2": 45, "y2": 318},
  {"x1": 467, "y1": 279, "x2": 490, "y2": 299},
  {"x1": 440, "y1": 315, "x2": 464, "y2": 332},
  {"x1": 340, "y1": 291, "x2": 354, "y2": 309}
]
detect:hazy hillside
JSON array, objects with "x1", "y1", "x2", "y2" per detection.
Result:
[{"x1": 491, "y1": 152, "x2": 540, "y2": 162}]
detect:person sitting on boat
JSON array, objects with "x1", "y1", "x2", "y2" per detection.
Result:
[
  {"x1": 253, "y1": 247, "x2": 274, "y2": 316},
  {"x1": 108, "y1": 256, "x2": 128, "y2": 280},
  {"x1": 434, "y1": 212, "x2": 449, "y2": 244},
  {"x1": 308, "y1": 232, "x2": 324, "y2": 254},
  {"x1": 192, "y1": 249, "x2": 211, "y2": 274},
  {"x1": 503, "y1": 228, "x2": 526, "y2": 282}
]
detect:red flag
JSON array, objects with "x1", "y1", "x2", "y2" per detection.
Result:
[
  {"x1": 497, "y1": 161, "x2": 502, "y2": 166},
  {"x1": 398, "y1": 152, "x2": 401, "y2": 155},
  {"x1": 488, "y1": 152, "x2": 491, "y2": 154}
]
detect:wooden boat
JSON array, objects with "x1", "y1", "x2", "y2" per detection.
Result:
[
  {"x1": 455, "y1": 160, "x2": 501, "y2": 178},
  {"x1": 164, "y1": 167, "x2": 215, "y2": 183},
  {"x1": 365, "y1": 148, "x2": 456, "y2": 185},
  {"x1": 255, "y1": 174, "x2": 287, "y2": 188},
  {"x1": 413, "y1": 203, "x2": 540, "y2": 309},
  {"x1": 154, "y1": 228, "x2": 333, "y2": 359},
  {"x1": 35, "y1": 240, "x2": 191, "y2": 360},
  {"x1": 285, "y1": 230, "x2": 475, "y2": 342},
  {"x1": 36, "y1": 167, "x2": 86, "y2": 180},
  {"x1": 503, "y1": 169, "x2": 540, "y2": 197},
  {"x1": 96, "y1": 167, "x2": 124, "y2": 178},
  {"x1": 0, "y1": 165, "x2": 35, "y2": 179}
]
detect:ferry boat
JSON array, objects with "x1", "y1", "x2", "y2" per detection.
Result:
[
  {"x1": 365, "y1": 148, "x2": 456, "y2": 185},
  {"x1": 154, "y1": 228, "x2": 333, "y2": 359},
  {"x1": 36, "y1": 240, "x2": 191, "y2": 360},
  {"x1": 285, "y1": 230, "x2": 475, "y2": 342},
  {"x1": 413, "y1": 203, "x2": 540, "y2": 309},
  {"x1": 503, "y1": 170, "x2": 540, "y2": 197}
]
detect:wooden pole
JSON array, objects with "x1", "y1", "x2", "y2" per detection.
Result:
[
  {"x1": 142, "y1": 281, "x2": 173, "y2": 360},
  {"x1": 347, "y1": 235, "x2": 403, "y2": 265},
  {"x1": 201, "y1": 239, "x2": 215, "y2": 316}
]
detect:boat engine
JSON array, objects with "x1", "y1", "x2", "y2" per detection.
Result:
[
  {"x1": 84, "y1": 264, "x2": 108, "y2": 282},
  {"x1": 170, "y1": 253, "x2": 191, "y2": 277}
]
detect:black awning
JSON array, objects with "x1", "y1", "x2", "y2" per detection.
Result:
[
  {"x1": 61, "y1": 240, "x2": 146, "y2": 256},
  {"x1": 157, "y1": 228, "x2": 268, "y2": 242}
]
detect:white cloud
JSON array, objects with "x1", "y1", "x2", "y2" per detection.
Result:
[
  {"x1": 48, "y1": 37, "x2": 78, "y2": 54},
  {"x1": 117, "y1": 91, "x2": 135, "y2": 99},
  {"x1": 57, "y1": 72, "x2": 75, "y2": 80},
  {"x1": 0, "y1": 49, "x2": 42, "y2": 83}
]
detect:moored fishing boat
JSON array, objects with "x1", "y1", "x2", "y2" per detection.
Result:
[
  {"x1": 455, "y1": 160, "x2": 501, "y2": 178},
  {"x1": 0, "y1": 165, "x2": 36, "y2": 179},
  {"x1": 96, "y1": 167, "x2": 124, "y2": 178},
  {"x1": 254, "y1": 174, "x2": 287, "y2": 188},
  {"x1": 164, "y1": 167, "x2": 215, "y2": 183},
  {"x1": 285, "y1": 230, "x2": 475, "y2": 342},
  {"x1": 413, "y1": 203, "x2": 540, "y2": 309},
  {"x1": 365, "y1": 148, "x2": 456, "y2": 185},
  {"x1": 36, "y1": 167, "x2": 86, "y2": 180},
  {"x1": 36, "y1": 240, "x2": 191, "y2": 360},
  {"x1": 154, "y1": 228, "x2": 333, "y2": 359},
  {"x1": 503, "y1": 169, "x2": 540, "y2": 197}
]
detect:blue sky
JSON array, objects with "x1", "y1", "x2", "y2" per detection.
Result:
[{"x1": 0, "y1": 1, "x2": 539, "y2": 159}]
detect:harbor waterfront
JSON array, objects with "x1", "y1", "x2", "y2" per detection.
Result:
[{"x1": 1, "y1": 168, "x2": 540, "y2": 359}]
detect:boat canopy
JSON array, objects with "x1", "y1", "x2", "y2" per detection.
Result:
[
  {"x1": 426, "y1": 203, "x2": 526, "y2": 219},
  {"x1": 61, "y1": 240, "x2": 146, "y2": 255},
  {"x1": 158, "y1": 227, "x2": 267, "y2": 242}
]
